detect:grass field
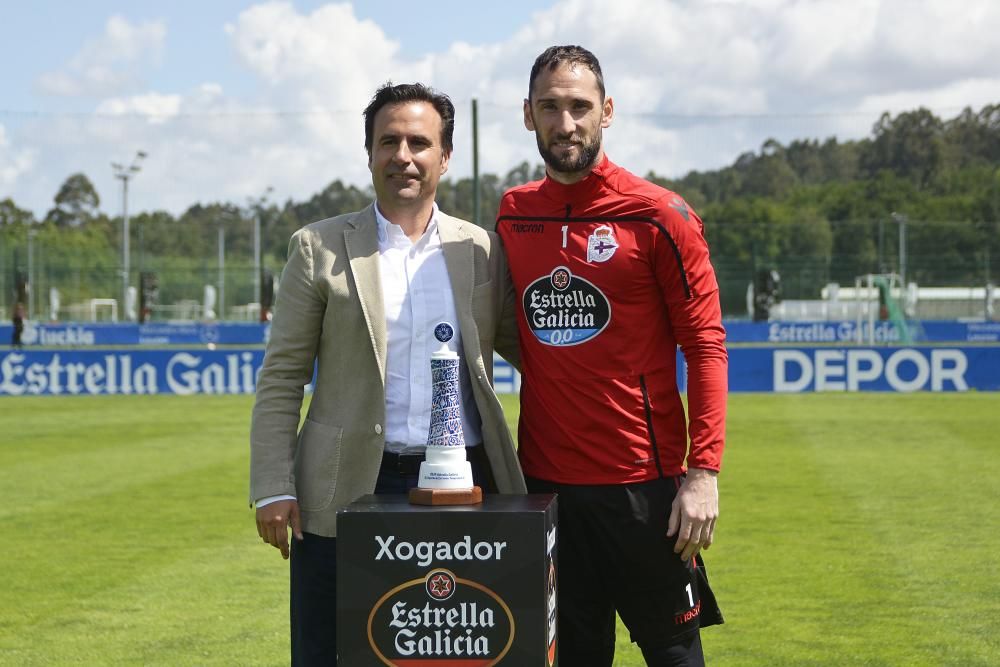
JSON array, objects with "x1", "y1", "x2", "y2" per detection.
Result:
[{"x1": 1, "y1": 392, "x2": 998, "y2": 666}]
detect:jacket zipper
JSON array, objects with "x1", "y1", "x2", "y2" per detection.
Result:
[{"x1": 639, "y1": 374, "x2": 666, "y2": 479}]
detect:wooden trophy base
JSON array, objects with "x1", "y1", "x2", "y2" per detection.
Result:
[{"x1": 409, "y1": 485, "x2": 483, "y2": 506}]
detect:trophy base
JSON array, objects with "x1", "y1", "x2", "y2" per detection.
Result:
[{"x1": 409, "y1": 486, "x2": 483, "y2": 506}]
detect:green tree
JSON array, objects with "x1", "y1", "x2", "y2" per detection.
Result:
[
  {"x1": 942, "y1": 104, "x2": 1000, "y2": 169},
  {"x1": 818, "y1": 137, "x2": 861, "y2": 182},
  {"x1": 737, "y1": 139, "x2": 798, "y2": 198},
  {"x1": 501, "y1": 161, "x2": 545, "y2": 190},
  {"x1": 47, "y1": 173, "x2": 101, "y2": 227},
  {"x1": 0, "y1": 198, "x2": 35, "y2": 226},
  {"x1": 862, "y1": 108, "x2": 945, "y2": 187},
  {"x1": 783, "y1": 139, "x2": 824, "y2": 184},
  {"x1": 292, "y1": 180, "x2": 370, "y2": 227}
]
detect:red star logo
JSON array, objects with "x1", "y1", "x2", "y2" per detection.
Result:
[{"x1": 429, "y1": 574, "x2": 453, "y2": 598}]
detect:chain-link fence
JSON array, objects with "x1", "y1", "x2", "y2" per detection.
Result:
[
  {"x1": 0, "y1": 258, "x2": 274, "y2": 323},
  {"x1": 2, "y1": 224, "x2": 995, "y2": 323}
]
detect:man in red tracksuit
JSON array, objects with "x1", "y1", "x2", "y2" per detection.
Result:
[{"x1": 497, "y1": 45, "x2": 728, "y2": 666}]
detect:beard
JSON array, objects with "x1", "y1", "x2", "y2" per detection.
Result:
[{"x1": 536, "y1": 129, "x2": 602, "y2": 176}]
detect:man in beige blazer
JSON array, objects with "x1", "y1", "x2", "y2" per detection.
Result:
[{"x1": 250, "y1": 82, "x2": 524, "y2": 665}]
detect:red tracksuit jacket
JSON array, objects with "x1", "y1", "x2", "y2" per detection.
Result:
[{"x1": 496, "y1": 156, "x2": 727, "y2": 484}]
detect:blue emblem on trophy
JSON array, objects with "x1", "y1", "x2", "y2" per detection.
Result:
[
  {"x1": 434, "y1": 322, "x2": 454, "y2": 344},
  {"x1": 411, "y1": 321, "x2": 481, "y2": 504}
]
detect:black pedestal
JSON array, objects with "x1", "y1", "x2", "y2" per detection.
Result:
[{"x1": 337, "y1": 494, "x2": 558, "y2": 666}]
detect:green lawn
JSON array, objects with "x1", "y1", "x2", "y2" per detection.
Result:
[{"x1": 1, "y1": 392, "x2": 998, "y2": 666}]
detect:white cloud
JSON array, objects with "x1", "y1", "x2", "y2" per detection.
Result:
[
  {"x1": 225, "y1": 2, "x2": 428, "y2": 97},
  {"x1": 0, "y1": 124, "x2": 36, "y2": 190},
  {"x1": 878, "y1": 0, "x2": 1000, "y2": 73},
  {"x1": 856, "y1": 77, "x2": 1000, "y2": 118},
  {"x1": 8, "y1": 0, "x2": 1000, "y2": 218},
  {"x1": 96, "y1": 93, "x2": 182, "y2": 124},
  {"x1": 37, "y1": 15, "x2": 166, "y2": 97}
]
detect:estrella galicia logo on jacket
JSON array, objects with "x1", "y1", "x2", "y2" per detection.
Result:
[
  {"x1": 586, "y1": 225, "x2": 618, "y2": 263},
  {"x1": 523, "y1": 266, "x2": 611, "y2": 346},
  {"x1": 367, "y1": 568, "x2": 516, "y2": 665}
]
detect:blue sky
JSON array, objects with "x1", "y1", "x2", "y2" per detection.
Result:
[
  {"x1": 2, "y1": 0, "x2": 998, "y2": 217},
  {"x1": 1, "y1": 1, "x2": 551, "y2": 112}
]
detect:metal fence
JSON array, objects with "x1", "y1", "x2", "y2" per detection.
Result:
[
  {"x1": 1, "y1": 260, "x2": 271, "y2": 323},
  {"x1": 2, "y1": 239, "x2": 995, "y2": 323}
]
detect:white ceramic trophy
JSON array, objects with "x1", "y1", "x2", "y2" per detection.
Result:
[{"x1": 409, "y1": 322, "x2": 483, "y2": 505}]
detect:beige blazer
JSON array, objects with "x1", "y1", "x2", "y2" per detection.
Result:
[{"x1": 250, "y1": 204, "x2": 525, "y2": 537}]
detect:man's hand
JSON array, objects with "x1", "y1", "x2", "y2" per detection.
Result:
[
  {"x1": 666, "y1": 468, "x2": 719, "y2": 562},
  {"x1": 256, "y1": 499, "x2": 303, "y2": 560}
]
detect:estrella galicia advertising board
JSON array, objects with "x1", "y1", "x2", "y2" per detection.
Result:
[
  {"x1": 337, "y1": 494, "x2": 558, "y2": 666},
  {"x1": 3, "y1": 346, "x2": 999, "y2": 396}
]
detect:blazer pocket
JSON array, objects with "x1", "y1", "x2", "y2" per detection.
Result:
[{"x1": 294, "y1": 418, "x2": 343, "y2": 512}]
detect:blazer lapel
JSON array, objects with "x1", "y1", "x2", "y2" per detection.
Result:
[
  {"x1": 344, "y1": 205, "x2": 387, "y2": 386},
  {"x1": 438, "y1": 213, "x2": 475, "y2": 334}
]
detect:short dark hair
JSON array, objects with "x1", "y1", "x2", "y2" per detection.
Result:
[
  {"x1": 528, "y1": 45, "x2": 605, "y2": 101},
  {"x1": 363, "y1": 82, "x2": 455, "y2": 155}
]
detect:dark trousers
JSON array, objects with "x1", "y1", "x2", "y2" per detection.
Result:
[
  {"x1": 525, "y1": 476, "x2": 721, "y2": 667},
  {"x1": 290, "y1": 447, "x2": 490, "y2": 666}
]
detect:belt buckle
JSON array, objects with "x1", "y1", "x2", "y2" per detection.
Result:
[{"x1": 383, "y1": 451, "x2": 423, "y2": 476}]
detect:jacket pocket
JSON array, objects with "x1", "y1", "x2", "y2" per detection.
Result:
[{"x1": 294, "y1": 418, "x2": 343, "y2": 512}]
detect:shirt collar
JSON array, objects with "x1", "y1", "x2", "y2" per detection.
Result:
[
  {"x1": 540, "y1": 154, "x2": 614, "y2": 203},
  {"x1": 374, "y1": 201, "x2": 440, "y2": 248}
]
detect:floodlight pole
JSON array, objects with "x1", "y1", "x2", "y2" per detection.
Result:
[
  {"x1": 253, "y1": 213, "x2": 260, "y2": 308},
  {"x1": 218, "y1": 222, "x2": 226, "y2": 320},
  {"x1": 27, "y1": 229, "x2": 37, "y2": 319},
  {"x1": 472, "y1": 98, "x2": 480, "y2": 226},
  {"x1": 891, "y1": 212, "x2": 908, "y2": 288},
  {"x1": 249, "y1": 187, "x2": 273, "y2": 309},
  {"x1": 112, "y1": 151, "x2": 147, "y2": 319}
]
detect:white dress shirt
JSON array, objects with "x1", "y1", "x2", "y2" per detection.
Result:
[
  {"x1": 256, "y1": 203, "x2": 481, "y2": 507},
  {"x1": 376, "y1": 202, "x2": 481, "y2": 454}
]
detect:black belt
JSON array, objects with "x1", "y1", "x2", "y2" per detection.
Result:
[
  {"x1": 380, "y1": 451, "x2": 424, "y2": 475},
  {"x1": 380, "y1": 446, "x2": 483, "y2": 476}
]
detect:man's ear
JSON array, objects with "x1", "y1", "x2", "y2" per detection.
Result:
[
  {"x1": 523, "y1": 99, "x2": 535, "y2": 131},
  {"x1": 440, "y1": 149, "x2": 451, "y2": 175},
  {"x1": 601, "y1": 96, "x2": 614, "y2": 129}
]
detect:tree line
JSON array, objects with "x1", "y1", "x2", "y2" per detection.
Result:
[{"x1": 2, "y1": 103, "x2": 998, "y2": 316}]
